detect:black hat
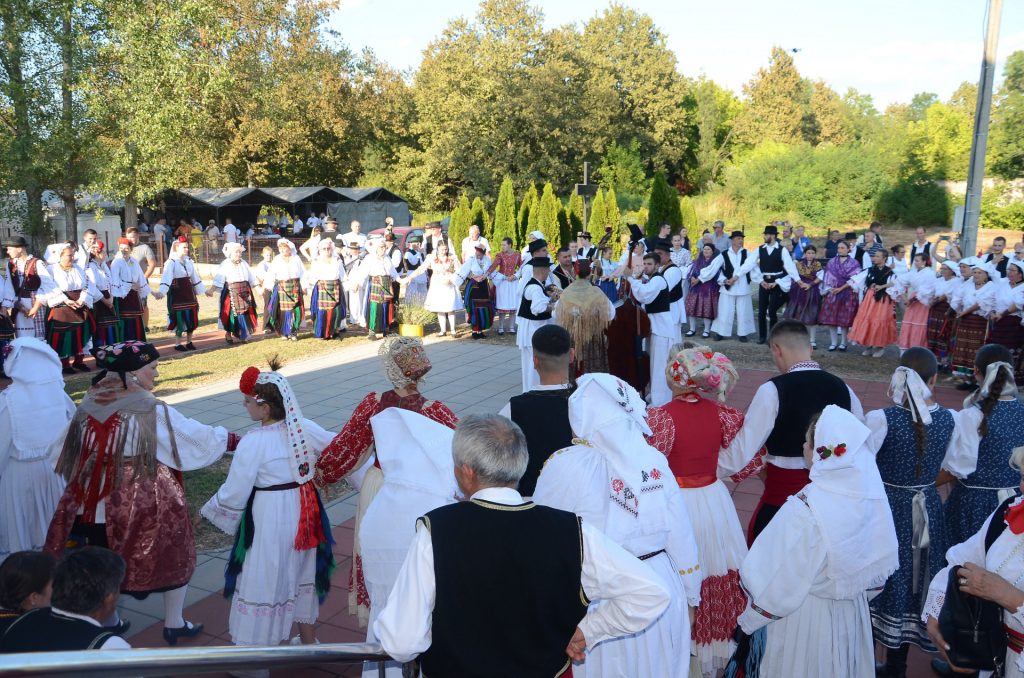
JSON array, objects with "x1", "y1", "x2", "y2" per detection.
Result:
[
  {"x1": 528, "y1": 239, "x2": 548, "y2": 255},
  {"x1": 325, "y1": 216, "x2": 337, "y2": 224},
  {"x1": 407, "y1": 235, "x2": 423, "y2": 244},
  {"x1": 651, "y1": 238, "x2": 672, "y2": 252},
  {"x1": 92, "y1": 340, "x2": 160, "y2": 387},
  {"x1": 626, "y1": 223, "x2": 645, "y2": 244},
  {"x1": 3, "y1": 235, "x2": 27, "y2": 248},
  {"x1": 730, "y1": 230, "x2": 745, "y2": 239},
  {"x1": 531, "y1": 256, "x2": 552, "y2": 268},
  {"x1": 578, "y1": 231, "x2": 591, "y2": 240},
  {"x1": 425, "y1": 221, "x2": 442, "y2": 230},
  {"x1": 763, "y1": 225, "x2": 778, "y2": 236},
  {"x1": 844, "y1": 232, "x2": 857, "y2": 240}
]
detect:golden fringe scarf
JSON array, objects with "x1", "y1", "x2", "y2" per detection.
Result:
[{"x1": 555, "y1": 279, "x2": 613, "y2": 348}]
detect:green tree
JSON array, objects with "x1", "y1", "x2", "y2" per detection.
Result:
[
  {"x1": 537, "y1": 182, "x2": 562, "y2": 251},
  {"x1": 645, "y1": 171, "x2": 681, "y2": 236},
  {"x1": 736, "y1": 46, "x2": 808, "y2": 146},
  {"x1": 517, "y1": 182, "x2": 539, "y2": 245},
  {"x1": 567, "y1": 191, "x2": 584, "y2": 234},
  {"x1": 990, "y1": 51, "x2": 1024, "y2": 179},
  {"x1": 808, "y1": 81, "x2": 850, "y2": 145},
  {"x1": 470, "y1": 196, "x2": 488, "y2": 232},
  {"x1": 492, "y1": 176, "x2": 518, "y2": 248},
  {"x1": 595, "y1": 139, "x2": 648, "y2": 196},
  {"x1": 689, "y1": 77, "x2": 741, "y2": 190},
  {"x1": 587, "y1": 188, "x2": 607, "y2": 240},
  {"x1": 448, "y1": 194, "x2": 472, "y2": 260},
  {"x1": 604, "y1": 186, "x2": 621, "y2": 237},
  {"x1": 679, "y1": 196, "x2": 700, "y2": 253}
]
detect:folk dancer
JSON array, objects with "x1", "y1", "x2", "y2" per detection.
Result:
[
  {"x1": 264, "y1": 238, "x2": 306, "y2": 342},
  {"x1": 109, "y1": 238, "x2": 151, "y2": 342},
  {"x1": 701, "y1": 230, "x2": 757, "y2": 342},
  {"x1": 723, "y1": 320, "x2": 863, "y2": 543},
  {"x1": 554, "y1": 260, "x2": 615, "y2": 376},
  {"x1": 348, "y1": 237, "x2": 400, "y2": 341},
  {"x1": 755, "y1": 225, "x2": 796, "y2": 344},
  {"x1": 515, "y1": 256, "x2": 558, "y2": 393},
  {"x1": 154, "y1": 237, "x2": 204, "y2": 351},
  {"x1": 626, "y1": 249, "x2": 678, "y2": 407},
  {"x1": 670, "y1": 232, "x2": 692, "y2": 269},
  {"x1": 0, "y1": 268, "x2": 14, "y2": 375},
  {"x1": 44, "y1": 341, "x2": 237, "y2": 644},
  {"x1": 896, "y1": 252, "x2": 936, "y2": 353},
  {"x1": 4, "y1": 236, "x2": 49, "y2": 341},
  {"x1": 341, "y1": 241, "x2": 365, "y2": 326},
  {"x1": 303, "y1": 239, "x2": 348, "y2": 340},
  {"x1": 123, "y1": 228, "x2": 155, "y2": 329},
  {"x1": 0, "y1": 339, "x2": 75, "y2": 563},
  {"x1": 384, "y1": 231, "x2": 404, "y2": 303},
  {"x1": 401, "y1": 239, "x2": 462, "y2": 338},
  {"x1": 848, "y1": 249, "x2": 899, "y2": 358},
  {"x1": 909, "y1": 227, "x2": 933, "y2": 267},
  {"x1": 685, "y1": 243, "x2": 720, "y2": 339},
  {"x1": 949, "y1": 261, "x2": 1000, "y2": 383},
  {"x1": 43, "y1": 244, "x2": 98, "y2": 374},
  {"x1": 401, "y1": 236, "x2": 428, "y2": 306},
  {"x1": 315, "y1": 336, "x2": 457, "y2": 628},
  {"x1": 486, "y1": 237, "x2": 522, "y2": 335},
  {"x1": 734, "y1": 405, "x2": 898, "y2": 678},
  {"x1": 818, "y1": 240, "x2": 862, "y2": 352},
  {"x1": 206, "y1": 242, "x2": 259, "y2": 344},
  {"x1": 782, "y1": 244, "x2": 824, "y2": 348},
  {"x1": 198, "y1": 360, "x2": 336, "y2": 660},
  {"x1": 925, "y1": 261, "x2": 961, "y2": 368},
  {"x1": 989, "y1": 259, "x2": 1024, "y2": 383},
  {"x1": 252, "y1": 246, "x2": 274, "y2": 333},
  {"x1": 83, "y1": 241, "x2": 121, "y2": 346},
  {"x1": 552, "y1": 247, "x2": 577, "y2": 290},
  {"x1": 532, "y1": 374, "x2": 702, "y2": 678},
  {"x1": 516, "y1": 238, "x2": 558, "y2": 300},
  {"x1": 457, "y1": 243, "x2": 494, "y2": 340}
]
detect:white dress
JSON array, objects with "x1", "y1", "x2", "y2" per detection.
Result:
[
  {"x1": 201, "y1": 418, "x2": 335, "y2": 646},
  {"x1": 402, "y1": 251, "x2": 428, "y2": 305},
  {"x1": 410, "y1": 254, "x2": 463, "y2": 313}
]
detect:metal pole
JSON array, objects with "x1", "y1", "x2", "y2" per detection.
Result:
[
  {"x1": 960, "y1": 0, "x2": 1003, "y2": 258},
  {"x1": 582, "y1": 162, "x2": 590, "y2": 232}
]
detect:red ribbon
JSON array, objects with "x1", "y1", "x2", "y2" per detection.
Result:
[{"x1": 1006, "y1": 499, "x2": 1024, "y2": 535}]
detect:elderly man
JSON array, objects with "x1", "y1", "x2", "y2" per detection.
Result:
[
  {"x1": 712, "y1": 220, "x2": 731, "y2": 253},
  {"x1": 374, "y1": 413, "x2": 671, "y2": 677},
  {"x1": 339, "y1": 220, "x2": 367, "y2": 251},
  {"x1": 460, "y1": 224, "x2": 490, "y2": 261}
]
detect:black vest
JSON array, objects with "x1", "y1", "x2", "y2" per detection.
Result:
[
  {"x1": 664, "y1": 264, "x2": 684, "y2": 303},
  {"x1": 418, "y1": 501, "x2": 587, "y2": 678},
  {"x1": 986, "y1": 253, "x2": 1010, "y2": 277},
  {"x1": 0, "y1": 608, "x2": 114, "y2": 653},
  {"x1": 910, "y1": 241, "x2": 932, "y2": 264},
  {"x1": 720, "y1": 249, "x2": 750, "y2": 284},
  {"x1": 758, "y1": 245, "x2": 784, "y2": 275},
  {"x1": 644, "y1": 271, "x2": 671, "y2": 314},
  {"x1": 553, "y1": 267, "x2": 572, "y2": 290},
  {"x1": 518, "y1": 278, "x2": 552, "y2": 321},
  {"x1": 764, "y1": 370, "x2": 851, "y2": 457},
  {"x1": 509, "y1": 388, "x2": 574, "y2": 496}
]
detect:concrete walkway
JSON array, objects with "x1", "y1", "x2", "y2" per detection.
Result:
[{"x1": 121, "y1": 338, "x2": 959, "y2": 677}]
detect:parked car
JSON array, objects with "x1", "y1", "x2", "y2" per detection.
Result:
[{"x1": 366, "y1": 226, "x2": 424, "y2": 253}]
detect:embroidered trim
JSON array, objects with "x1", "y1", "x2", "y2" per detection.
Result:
[
  {"x1": 609, "y1": 491, "x2": 639, "y2": 518},
  {"x1": 417, "y1": 516, "x2": 431, "y2": 533},
  {"x1": 752, "y1": 602, "x2": 781, "y2": 620},
  {"x1": 470, "y1": 498, "x2": 535, "y2": 512},
  {"x1": 640, "y1": 483, "x2": 664, "y2": 493},
  {"x1": 788, "y1": 361, "x2": 821, "y2": 372},
  {"x1": 571, "y1": 437, "x2": 593, "y2": 447}
]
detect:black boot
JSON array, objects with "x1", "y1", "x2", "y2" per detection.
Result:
[{"x1": 875, "y1": 644, "x2": 908, "y2": 678}]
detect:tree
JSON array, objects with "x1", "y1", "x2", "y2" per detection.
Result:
[
  {"x1": 492, "y1": 176, "x2": 518, "y2": 247},
  {"x1": 808, "y1": 81, "x2": 850, "y2": 145},
  {"x1": 470, "y1": 197, "x2": 489, "y2": 233},
  {"x1": 566, "y1": 191, "x2": 584, "y2": 235},
  {"x1": 537, "y1": 182, "x2": 562, "y2": 251},
  {"x1": 909, "y1": 92, "x2": 939, "y2": 121},
  {"x1": 517, "y1": 182, "x2": 539, "y2": 245},
  {"x1": 679, "y1": 196, "x2": 700, "y2": 253},
  {"x1": 448, "y1": 194, "x2": 472, "y2": 259},
  {"x1": 736, "y1": 46, "x2": 808, "y2": 146},
  {"x1": 645, "y1": 171, "x2": 681, "y2": 236},
  {"x1": 595, "y1": 139, "x2": 647, "y2": 197},
  {"x1": 587, "y1": 188, "x2": 607, "y2": 240},
  {"x1": 989, "y1": 51, "x2": 1024, "y2": 179},
  {"x1": 689, "y1": 77, "x2": 741, "y2": 190},
  {"x1": 604, "y1": 186, "x2": 621, "y2": 238}
]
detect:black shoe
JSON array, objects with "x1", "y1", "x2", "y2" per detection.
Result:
[
  {"x1": 757, "y1": 337, "x2": 767, "y2": 345},
  {"x1": 174, "y1": 344, "x2": 187, "y2": 352},
  {"x1": 185, "y1": 342, "x2": 196, "y2": 351},
  {"x1": 106, "y1": 619, "x2": 131, "y2": 635},
  {"x1": 73, "y1": 361, "x2": 91, "y2": 372},
  {"x1": 711, "y1": 333, "x2": 722, "y2": 341},
  {"x1": 163, "y1": 621, "x2": 203, "y2": 646},
  {"x1": 738, "y1": 336, "x2": 748, "y2": 343},
  {"x1": 62, "y1": 366, "x2": 76, "y2": 375}
]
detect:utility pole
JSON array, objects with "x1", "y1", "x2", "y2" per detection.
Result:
[{"x1": 960, "y1": 0, "x2": 1003, "y2": 258}]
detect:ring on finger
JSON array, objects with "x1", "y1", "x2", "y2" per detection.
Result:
[{"x1": 959, "y1": 577, "x2": 968, "y2": 585}]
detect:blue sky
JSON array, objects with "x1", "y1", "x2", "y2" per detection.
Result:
[{"x1": 328, "y1": 0, "x2": 1024, "y2": 108}]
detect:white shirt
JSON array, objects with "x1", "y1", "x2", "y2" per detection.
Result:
[
  {"x1": 372, "y1": 486, "x2": 671, "y2": 664},
  {"x1": 48, "y1": 608, "x2": 131, "y2": 650},
  {"x1": 291, "y1": 218, "x2": 304, "y2": 235},
  {"x1": 630, "y1": 273, "x2": 676, "y2": 339},
  {"x1": 699, "y1": 247, "x2": 758, "y2": 296},
  {"x1": 109, "y1": 256, "x2": 152, "y2": 300},
  {"x1": 44, "y1": 265, "x2": 98, "y2": 308},
  {"x1": 340, "y1": 232, "x2": 367, "y2": 251},
  {"x1": 223, "y1": 223, "x2": 239, "y2": 244},
  {"x1": 460, "y1": 235, "x2": 491, "y2": 261}
]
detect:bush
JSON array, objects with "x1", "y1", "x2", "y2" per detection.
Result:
[
  {"x1": 398, "y1": 302, "x2": 436, "y2": 326},
  {"x1": 874, "y1": 179, "x2": 951, "y2": 227}
]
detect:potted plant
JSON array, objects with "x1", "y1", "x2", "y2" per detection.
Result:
[{"x1": 398, "y1": 303, "x2": 434, "y2": 337}]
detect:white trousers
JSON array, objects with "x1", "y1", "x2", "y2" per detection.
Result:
[
  {"x1": 648, "y1": 334, "x2": 672, "y2": 407},
  {"x1": 521, "y1": 347, "x2": 540, "y2": 393},
  {"x1": 711, "y1": 294, "x2": 755, "y2": 338}
]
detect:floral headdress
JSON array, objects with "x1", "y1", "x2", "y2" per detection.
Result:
[
  {"x1": 379, "y1": 336, "x2": 431, "y2": 389},
  {"x1": 665, "y1": 346, "x2": 738, "y2": 402},
  {"x1": 239, "y1": 365, "x2": 314, "y2": 484}
]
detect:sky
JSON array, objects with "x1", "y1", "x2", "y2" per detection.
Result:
[{"x1": 328, "y1": 0, "x2": 1024, "y2": 108}]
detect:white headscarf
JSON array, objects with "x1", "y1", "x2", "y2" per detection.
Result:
[
  {"x1": 965, "y1": 360, "x2": 1018, "y2": 407},
  {"x1": 888, "y1": 366, "x2": 933, "y2": 425},
  {"x1": 3, "y1": 338, "x2": 74, "y2": 452},
  {"x1": 803, "y1": 405, "x2": 898, "y2": 597},
  {"x1": 254, "y1": 370, "x2": 314, "y2": 484},
  {"x1": 222, "y1": 242, "x2": 244, "y2": 259},
  {"x1": 972, "y1": 260, "x2": 1001, "y2": 282},
  {"x1": 939, "y1": 260, "x2": 962, "y2": 279},
  {"x1": 277, "y1": 238, "x2": 296, "y2": 255}
]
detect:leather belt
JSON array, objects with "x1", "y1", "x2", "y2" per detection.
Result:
[{"x1": 255, "y1": 482, "x2": 301, "y2": 492}]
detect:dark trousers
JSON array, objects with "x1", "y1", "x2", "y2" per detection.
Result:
[{"x1": 757, "y1": 281, "x2": 787, "y2": 340}]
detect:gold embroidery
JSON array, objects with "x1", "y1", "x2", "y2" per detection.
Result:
[
  {"x1": 470, "y1": 499, "x2": 535, "y2": 512},
  {"x1": 678, "y1": 564, "x2": 701, "y2": 575},
  {"x1": 571, "y1": 437, "x2": 593, "y2": 447},
  {"x1": 580, "y1": 586, "x2": 590, "y2": 606}
]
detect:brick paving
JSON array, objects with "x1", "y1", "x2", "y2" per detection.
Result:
[{"x1": 117, "y1": 339, "x2": 961, "y2": 676}]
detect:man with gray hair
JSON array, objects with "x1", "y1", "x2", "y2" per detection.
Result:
[
  {"x1": 374, "y1": 413, "x2": 670, "y2": 677},
  {"x1": 712, "y1": 220, "x2": 731, "y2": 253}
]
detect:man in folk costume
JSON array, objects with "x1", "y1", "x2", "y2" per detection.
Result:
[
  {"x1": 554, "y1": 259, "x2": 615, "y2": 376},
  {"x1": 109, "y1": 238, "x2": 151, "y2": 342},
  {"x1": 577, "y1": 231, "x2": 597, "y2": 261},
  {"x1": 457, "y1": 242, "x2": 495, "y2": 340},
  {"x1": 265, "y1": 238, "x2": 307, "y2": 341},
  {"x1": 374, "y1": 413, "x2": 672, "y2": 678},
  {"x1": 154, "y1": 237, "x2": 204, "y2": 352},
  {"x1": 341, "y1": 241, "x2": 365, "y2": 326},
  {"x1": 732, "y1": 405, "x2": 898, "y2": 678},
  {"x1": 384, "y1": 231, "x2": 404, "y2": 303},
  {"x1": 44, "y1": 340, "x2": 238, "y2": 644},
  {"x1": 198, "y1": 361, "x2": 336, "y2": 666},
  {"x1": 401, "y1": 235, "x2": 428, "y2": 306},
  {"x1": 0, "y1": 267, "x2": 15, "y2": 376},
  {"x1": 552, "y1": 247, "x2": 577, "y2": 290},
  {"x1": 626, "y1": 250, "x2": 678, "y2": 407},
  {"x1": 44, "y1": 243, "x2": 99, "y2": 374},
  {"x1": 499, "y1": 324, "x2": 575, "y2": 497},
  {"x1": 206, "y1": 242, "x2": 259, "y2": 344},
  {"x1": 723, "y1": 320, "x2": 863, "y2": 544},
  {"x1": 303, "y1": 239, "x2": 348, "y2": 340},
  {"x1": 755, "y1": 224, "x2": 797, "y2": 345},
  {"x1": 650, "y1": 238, "x2": 686, "y2": 337},
  {"x1": 699, "y1": 230, "x2": 758, "y2": 342},
  {"x1": 516, "y1": 238, "x2": 558, "y2": 299},
  {"x1": 347, "y1": 237, "x2": 400, "y2": 341},
  {"x1": 533, "y1": 374, "x2": 702, "y2": 678},
  {"x1": 516, "y1": 256, "x2": 560, "y2": 393},
  {"x1": 360, "y1": 408, "x2": 459, "y2": 677},
  {"x1": 315, "y1": 336, "x2": 457, "y2": 628}
]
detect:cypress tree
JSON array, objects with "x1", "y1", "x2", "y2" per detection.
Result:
[
  {"x1": 493, "y1": 176, "x2": 517, "y2": 248},
  {"x1": 517, "y1": 183, "x2": 539, "y2": 246},
  {"x1": 567, "y1": 192, "x2": 585, "y2": 235},
  {"x1": 680, "y1": 196, "x2": 700, "y2": 254},
  {"x1": 587, "y1": 188, "x2": 607, "y2": 241},
  {"x1": 646, "y1": 172, "x2": 682, "y2": 237},
  {"x1": 448, "y1": 194, "x2": 472, "y2": 261},
  {"x1": 538, "y1": 182, "x2": 562, "y2": 252},
  {"x1": 605, "y1": 186, "x2": 621, "y2": 241},
  {"x1": 470, "y1": 197, "x2": 488, "y2": 233}
]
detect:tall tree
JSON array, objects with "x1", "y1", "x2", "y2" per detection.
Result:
[
  {"x1": 989, "y1": 51, "x2": 1024, "y2": 179},
  {"x1": 587, "y1": 188, "x2": 607, "y2": 240},
  {"x1": 517, "y1": 182, "x2": 538, "y2": 245},
  {"x1": 595, "y1": 139, "x2": 648, "y2": 197},
  {"x1": 689, "y1": 77, "x2": 741, "y2": 190},
  {"x1": 566, "y1": 191, "x2": 584, "y2": 235},
  {"x1": 492, "y1": 176, "x2": 518, "y2": 247},
  {"x1": 537, "y1": 182, "x2": 561, "y2": 251},
  {"x1": 736, "y1": 46, "x2": 808, "y2": 146},
  {"x1": 448, "y1": 194, "x2": 472, "y2": 260},
  {"x1": 808, "y1": 81, "x2": 850, "y2": 145},
  {"x1": 646, "y1": 171, "x2": 681, "y2": 236},
  {"x1": 604, "y1": 186, "x2": 621, "y2": 235}
]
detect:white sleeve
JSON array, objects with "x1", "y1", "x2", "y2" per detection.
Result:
[
  {"x1": 0, "y1": 272, "x2": 14, "y2": 309},
  {"x1": 629, "y1": 276, "x2": 667, "y2": 304},
  {"x1": 738, "y1": 250, "x2": 759, "y2": 276},
  {"x1": 98, "y1": 635, "x2": 132, "y2": 649},
  {"x1": 783, "y1": 252, "x2": 800, "y2": 281},
  {"x1": 498, "y1": 402, "x2": 511, "y2": 419},
  {"x1": 200, "y1": 435, "x2": 262, "y2": 534},
  {"x1": 923, "y1": 511, "x2": 991, "y2": 622},
  {"x1": 190, "y1": 261, "x2": 206, "y2": 296},
  {"x1": 720, "y1": 382, "x2": 778, "y2": 472},
  {"x1": 155, "y1": 404, "x2": 228, "y2": 471},
  {"x1": 212, "y1": 262, "x2": 227, "y2": 290},
  {"x1": 943, "y1": 407, "x2": 980, "y2": 478},
  {"x1": 525, "y1": 285, "x2": 550, "y2": 316},
  {"x1": 577, "y1": 522, "x2": 671, "y2": 647},
  {"x1": 864, "y1": 409, "x2": 889, "y2": 455},
  {"x1": 373, "y1": 522, "x2": 435, "y2": 663},
  {"x1": 698, "y1": 256, "x2": 724, "y2": 283},
  {"x1": 849, "y1": 388, "x2": 865, "y2": 421}
]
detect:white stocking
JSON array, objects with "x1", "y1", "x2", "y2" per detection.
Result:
[
  {"x1": 437, "y1": 314, "x2": 448, "y2": 333},
  {"x1": 829, "y1": 327, "x2": 839, "y2": 346},
  {"x1": 446, "y1": 313, "x2": 456, "y2": 332},
  {"x1": 808, "y1": 325, "x2": 818, "y2": 344},
  {"x1": 164, "y1": 584, "x2": 187, "y2": 628}
]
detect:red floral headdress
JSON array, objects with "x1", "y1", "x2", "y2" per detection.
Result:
[
  {"x1": 239, "y1": 366, "x2": 264, "y2": 402},
  {"x1": 815, "y1": 442, "x2": 848, "y2": 460},
  {"x1": 177, "y1": 235, "x2": 187, "y2": 243}
]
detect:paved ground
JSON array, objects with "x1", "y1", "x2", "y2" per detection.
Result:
[{"x1": 118, "y1": 338, "x2": 958, "y2": 677}]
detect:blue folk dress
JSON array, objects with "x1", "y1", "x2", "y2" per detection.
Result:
[{"x1": 869, "y1": 405, "x2": 955, "y2": 650}]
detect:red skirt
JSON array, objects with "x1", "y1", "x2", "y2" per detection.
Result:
[
  {"x1": 897, "y1": 299, "x2": 930, "y2": 349},
  {"x1": 848, "y1": 294, "x2": 897, "y2": 347},
  {"x1": 926, "y1": 300, "x2": 955, "y2": 359}
]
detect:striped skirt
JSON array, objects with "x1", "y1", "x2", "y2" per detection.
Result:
[{"x1": 950, "y1": 314, "x2": 988, "y2": 375}]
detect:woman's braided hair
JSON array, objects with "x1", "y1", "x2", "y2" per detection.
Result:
[
  {"x1": 975, "y1": 344, "x2": 1014, "y2": 437},
  {"x1": 899, "y1": 347, "x2": 937, "y2": 477}
]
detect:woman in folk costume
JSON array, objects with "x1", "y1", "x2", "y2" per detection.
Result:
[
  {"x1": 206, "y1": 242, "x2": 259, "y2": 345},
  {"x1": 849, "y1": 248, "x2": 899, "y2": 358},
  {"x1": 644, "y1": 347, "x2": 762, "y2": 676},
  {"x1": 818, "y1": 239, "x2": 861, "y2": 352},
  {"x1": 944, "y1": 345, "x2": 1024, "y2": 546},
  {"x1": 554, "y1": 259, "x2": 615, "y2": 376},
  {"x1": 44, "y1": 340, "x2": 237, "y2": 644},
  {"x1": 923, "y1": 448, "x2": 1024, "y2": 678},
  {"x1": 359, "y1": 408, "x2": 458, "y2": 678},
  {"x1": 347, "y1": 237, "x2": 400, "y2": 341},
  {"x1": 781, "y1": 243, "x2": 824, "y2": 348},
  {"x1": 154, "y1": 237, "x2": 204, "y2": 352},
  {"x1": 265, "y1": 238, "x2": 306, "y2": 341},
  {"x1": 198, "y1": 359, "x2": 336, "y2": 667},
  {"x1": 684, "y1": 243, "x2": 720, "y2": 339},
  {"x1": 990, "y1": 259, "x2": 1024, "y2": 384},
  {"x1": 865, "y1": 350, "x2": 966, "y2": 678},
  {"x1": 402, "y1": 239, "x2": 463, "y2": 337},
  {"x1": 0, "y1": 271, "x2": 15, "y2": 377},
  {"x1": 457, "y1": 242, "x2": 495, "y2": 339},
  {"x1": 731, "y1": 405, "x2": 899, "y2": 678},
  {"x1": 950, "y1": 260, "x2": 1000, "y2": 383},
  {"x1": 304, "y1": 238, "x2": 348, "y2": 340},
  {"x1": 596, "y1": 245, "x2": 619, "y2": 305},
  {"x1": 401, "y1": 236, "x2": 428, "y2": 306},
  {"x1": 84, "y1": 241, "x2": 122, "y2": 346},
  {"x1": 43, "y1": 243, "x2": 98, "y2": 374},
  {"x1": 926, "y1": 261, "x2": 962, "y2": 367},
  {"x1": 0, "y1": 339, "x2": 75, "y2": 564},
  {"x1": 486, "y1": 236, "x2": 522, "y2": 335},
  {"x1": 894, "y1": 253, "x2": 935, "y2": 353},
  {"x1": 532, "y1": 373, "x2": 702, "y2": 678},
  {"x1": 314, "y1": 337, "x2": 457, "y2": 627},
  {"x1": 109, "y1": 237, "x2": 151, "y2": 342}
]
